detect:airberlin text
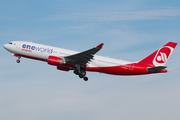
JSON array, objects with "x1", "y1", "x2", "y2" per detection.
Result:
[{"x1": 22, "y1": 44, "x2": 53, "y2": 54}]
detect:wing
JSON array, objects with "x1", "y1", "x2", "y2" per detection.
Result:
[{"x1": 64, "y1": 43, "x2": 104, "y2": 67}]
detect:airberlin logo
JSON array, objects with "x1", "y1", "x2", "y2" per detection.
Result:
[
  {"x1": 153, "y1": 46, "x2": 173, "y2": 66},
  {"x1": 22, "y1": 44, "x2": 53, "y2": 54},
  {"x1": 156, "y1": 52, "x2": 168, "y2": 63}
]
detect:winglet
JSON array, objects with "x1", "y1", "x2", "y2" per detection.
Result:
[{"x1": 96, "y1": 43, "x2": 104, "y2": 49}]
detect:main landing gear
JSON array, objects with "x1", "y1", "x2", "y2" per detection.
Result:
[
  {"x1": 74, "y1": 64, "x2": 88, "y2": 81},
  {"x1": 16, "y1": 56, "x2": 21, "y2": 63}
]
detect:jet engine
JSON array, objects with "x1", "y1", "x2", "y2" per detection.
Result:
[{"x1": 47, "y1": 56, "x2": 66, "y2": 66}]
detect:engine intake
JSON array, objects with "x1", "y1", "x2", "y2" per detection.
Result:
[{"x1": 48, "y1": 56, "x2": 66, "y2": 66}]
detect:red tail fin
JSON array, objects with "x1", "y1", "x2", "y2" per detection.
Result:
[{"x1": 138, "y1": 42, "x2": 177, "y2": 67}]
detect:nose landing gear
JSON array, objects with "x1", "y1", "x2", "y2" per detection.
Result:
[
  {"x1": 16, "y1": 56, "x2": 21, "y2": 63},
  {"x1": 16, "y1": 59, "x2": 20, "y2": 63}
]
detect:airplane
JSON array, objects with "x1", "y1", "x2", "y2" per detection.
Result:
[{"x1": 3, "y1": 41, "x2": 177, "y2": 81}]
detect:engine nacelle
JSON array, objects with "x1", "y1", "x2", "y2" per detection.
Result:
[{"x1": 48, "y1": 56, "x2": 66, "y2": 66}]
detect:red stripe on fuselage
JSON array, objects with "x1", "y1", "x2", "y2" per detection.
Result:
[
  {"x1": 16, "y1": 54, "x2": 167, "y2": 75},
  {"x1": 85, "y1": 63, "x2": 167, "y2": 75}
]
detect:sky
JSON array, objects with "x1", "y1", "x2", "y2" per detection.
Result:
[{"x1": 0, "y1": 0, "x2": 180, "y2": 120}]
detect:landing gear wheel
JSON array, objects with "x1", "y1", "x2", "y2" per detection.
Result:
[
  {"x1": 83, "y1": 77, "x2": 88, "y2": 81},
  {"x1": 79, "y1": 74, "x2": 84, "y2": 78},
  {"x1": 16, "y1": 60, "x2": 20, "y2": 63},
  {"x1": 74, "y1": 70, "x2": 79, "y2": 75}
]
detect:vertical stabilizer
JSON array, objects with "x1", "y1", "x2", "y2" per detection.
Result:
[{"x1": 138, "y1": 42, "x2": 177, "y2": 67}]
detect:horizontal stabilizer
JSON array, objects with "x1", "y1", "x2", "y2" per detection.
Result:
[{"x1": 147, "y1": 66, "x2": 167, "y2": 72}]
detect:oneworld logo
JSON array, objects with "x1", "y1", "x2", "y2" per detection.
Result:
[{"x1": 22, "y1": 44, "x2": 53, "y2": 54}]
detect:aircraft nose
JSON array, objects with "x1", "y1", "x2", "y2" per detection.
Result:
[
  {"x1": 3, "y1": 44, "x2": 8, "y2": 49},
  {"x1": 3, "y1": 44, "x2": 10, "y2": 51}
]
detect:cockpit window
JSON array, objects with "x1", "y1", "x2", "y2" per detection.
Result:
[{"x1": 9, "y1": 42, "x2": 12, "y2": 45}]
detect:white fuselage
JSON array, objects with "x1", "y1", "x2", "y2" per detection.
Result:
[{"x1": 4, "y1": 41, "x2": 132, "y2": 67}]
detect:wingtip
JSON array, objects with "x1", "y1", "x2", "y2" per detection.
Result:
[{"x1": 96, "y1": 43, "x2": 104, "y2": 49}]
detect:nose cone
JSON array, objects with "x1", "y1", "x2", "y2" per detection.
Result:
[
  {"x1": 3, "y1": 44, "x2": 8, "y2": 49},
  {"x1": 3, "y1": 44, "x2": 11, "y2": 52},
  {"x1": 3, "y1": 44, "x2": 6, "y2": 49}
]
